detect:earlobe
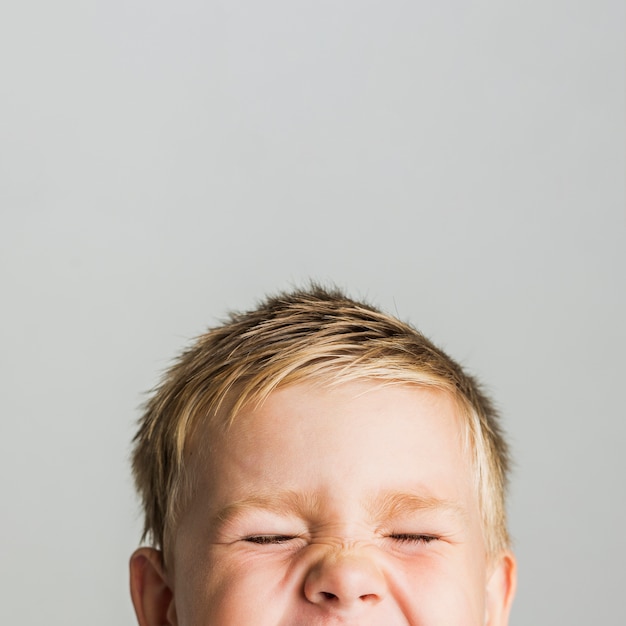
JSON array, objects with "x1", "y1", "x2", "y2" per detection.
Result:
[
  {"x1": 485, "y1": 550, "x2": 517, "y2": 626},
  {"x1": 129, "y1": 547, "x2": 177, "y2": 626}
]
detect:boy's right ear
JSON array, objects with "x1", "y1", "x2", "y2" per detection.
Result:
[{"x1": 129, "y1": 547, "x2": 177, "y2": 626}]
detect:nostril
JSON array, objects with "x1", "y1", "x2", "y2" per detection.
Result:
[
  {"x1": 359, "y1": 593, "x2": 377, "y2": 602},
  {"x1": 316, "y1": 589, "x2": 379, "y2": 605}
]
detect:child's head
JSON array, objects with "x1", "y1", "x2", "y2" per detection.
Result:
[{"x1": 130, "y1": 286, "x2": 516, "y2": 625}]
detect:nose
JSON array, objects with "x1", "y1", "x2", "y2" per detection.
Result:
[{"x1": 303, "y1": 549, "x2": 387, "y2": 610}]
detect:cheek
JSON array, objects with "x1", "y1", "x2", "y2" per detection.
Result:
[
  {"x1": 172, "y1": 547, "x2": 297, "y2": 626},
  {"x1": 382, "y1": 549, "x2": 486, "y2": 625}
]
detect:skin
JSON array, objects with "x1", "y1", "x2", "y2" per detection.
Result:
[{"x1": 131, "y1": 381, "x2": 516, "y2": 625}]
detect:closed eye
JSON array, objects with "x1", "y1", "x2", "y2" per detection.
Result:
[
  {"x1": 243, "y1": 535, "x2": 298, "y2": 544},
  {"x1": 389, "y1": 533, "x2": 439, "y2": 544}
]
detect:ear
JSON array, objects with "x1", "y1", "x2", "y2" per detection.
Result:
[
  {"x1": 484, "y1": 550, "x2": 517, "y2": 626},
  {"x1": 129, "y1": 547, "x2": 177, "y2": 626}
]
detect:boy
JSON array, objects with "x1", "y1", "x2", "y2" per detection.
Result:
[{"x1": 130, "y1": 285, "x2": 516, "y2": 625}]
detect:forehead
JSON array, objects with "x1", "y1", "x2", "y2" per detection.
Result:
[{"x1": 189, "y1": 381, "x2": 477, "y2": 513}]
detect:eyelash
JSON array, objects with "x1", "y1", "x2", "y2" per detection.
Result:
[
  {"x1": 243, "y1": 535, "x2": 298, "y2": 544},
  {"x1": 388, "y1": 533, "x2": 439, "y2": 544},
  {"x1": 243, "y1": 533, "x2": 438, "y2": 545}
]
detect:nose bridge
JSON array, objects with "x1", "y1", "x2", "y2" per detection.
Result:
[{"x1": 303, "y1": 542, "x2": 387, "y2": 609}]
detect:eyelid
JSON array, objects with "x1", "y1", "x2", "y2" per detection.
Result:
[{"x1": 214, "y1": 507, "x2": 306, "y2": 543}]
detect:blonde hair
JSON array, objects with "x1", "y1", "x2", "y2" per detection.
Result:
[{"x1": 132, "y1": 285, "x2": 511, "y2": 558}]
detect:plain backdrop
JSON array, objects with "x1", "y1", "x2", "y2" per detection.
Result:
[{"x1": 1, "y1": 1, "x2": 624, "y2": 624}]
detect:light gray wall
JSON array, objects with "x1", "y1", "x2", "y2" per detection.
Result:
[{"x1": 1, "y1": 1, "x2": 624, "y2": 624}]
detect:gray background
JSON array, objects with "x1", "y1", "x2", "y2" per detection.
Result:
[{"x1": 1, "y1": 1, "x2": 624, "y2": 624}]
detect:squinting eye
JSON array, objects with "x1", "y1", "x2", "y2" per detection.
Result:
[
  {"x1": 389, "y1": 533, "x2": 438, "y2": 544},
  {"x1": 243, "y1": 535, "x2": 297, "y2": 544}
]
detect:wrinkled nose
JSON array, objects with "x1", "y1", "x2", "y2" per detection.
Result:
[{"x1": 303, "y1": 550, "x2": 387, "y2": 610}]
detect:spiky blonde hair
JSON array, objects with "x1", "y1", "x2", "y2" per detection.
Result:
[{"x1": 132, "y1": 285, "x2": 510, "y2": 559}]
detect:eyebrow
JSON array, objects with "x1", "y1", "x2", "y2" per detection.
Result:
[
  {"x1": 212, "y1": 490, "x2": 321, "y2": 527},
  {"x1": 211, "y1": 488, "x2": 465, "y2": 529},
  {"x1": 365, "y1": 490, "x2": 467, "y2": 523}
]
